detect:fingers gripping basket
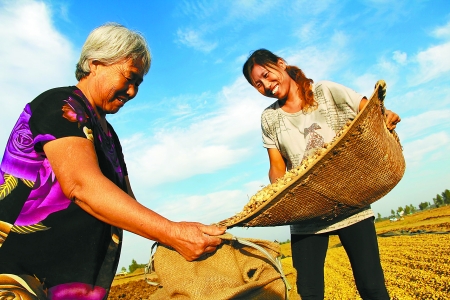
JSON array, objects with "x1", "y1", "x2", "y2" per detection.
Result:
[{"x1": 218, "y1": 81, "x2": 405, "y2": 228}]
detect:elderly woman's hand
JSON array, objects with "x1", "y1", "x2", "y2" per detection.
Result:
[
  {"x1": 384, "y1": 110, "x2": 401, "y2": 131},
  {"x1": 165, "y1": 222, "x2": 226, "y2": 261}
]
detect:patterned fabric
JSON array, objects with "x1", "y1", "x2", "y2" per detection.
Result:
[
  {"x1": 0, "y1": 86, "x2": 127, "y2": 299},
  {"x1": 260, "y1": 81, "x2": 374, "y2": 234}
]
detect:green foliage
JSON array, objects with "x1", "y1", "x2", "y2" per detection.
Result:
[
  {"x1": 376, "y1": 188, "x2": 448, "y2": 219},
  {"x1": 442, "y1": 189, "x2": 450, "y2": 205},
  {"x1": 419, "y1": 202, "x2": 429, "y2": 210},
  {"x1": 433, "y1": 194, "x2": 444, "y2": 208},
  {"x1": 129, "y1": 259, "x2": 146, "y2": 273},
  {"x1": 404, "y1": 205, "x2": 411, "y2": 215}
]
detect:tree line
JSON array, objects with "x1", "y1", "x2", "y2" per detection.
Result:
[{"x1": 376, "y1": 188, "x2": 450, "y2": 221}]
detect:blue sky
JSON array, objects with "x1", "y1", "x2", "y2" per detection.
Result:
[{"x1": 1, "y1": 0, "x2": 449, "y2": 270}]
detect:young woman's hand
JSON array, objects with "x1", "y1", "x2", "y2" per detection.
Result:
[{"x1": 384, "y1": 110, "x2": 401, "y2": 130}]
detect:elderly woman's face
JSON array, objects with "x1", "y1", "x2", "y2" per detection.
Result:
[{"x1": 90, "y1": 58, "x2": 144, "y2": 115}]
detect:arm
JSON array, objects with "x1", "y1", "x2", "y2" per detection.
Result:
[
  {"x1": 43, "y1": 137, "x2": 225, "y2": 261},
  {"x1": 267, "y1": 148, "x2": 287, "y2": 184},
  {"x1": 124, "y1": 176, "x2": 136, "y2": 200}
]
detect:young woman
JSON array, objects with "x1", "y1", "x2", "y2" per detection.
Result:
[{"x1": 243, "y1": 49, "x2": 400, "y2": 299}]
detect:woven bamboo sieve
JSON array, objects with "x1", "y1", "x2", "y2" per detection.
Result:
[{"x1": 217, "y1": 81, "x2": 405, "y2": 228}]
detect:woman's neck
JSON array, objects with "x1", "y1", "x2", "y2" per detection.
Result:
[
  {"x1": 76, "y1": 81, "x2": 108, "y2": 132},
  {"x1": 279, "y1": 81, "x2": 305, "y2": 113}
]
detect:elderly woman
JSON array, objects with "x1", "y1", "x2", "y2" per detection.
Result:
[{"x1": 0, "y1": 23, "x2": 225, "y2": 299}]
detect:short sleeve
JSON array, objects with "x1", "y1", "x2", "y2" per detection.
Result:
[
  {"x1": 28, "y1": 87, "x2": 92, "y2": 152},
  {"x1": 323, "y1": 81, "x2": 363, "y2": 113},
  {"x1": 261, "y1": 107, "x2": 277, "y2": 149}
]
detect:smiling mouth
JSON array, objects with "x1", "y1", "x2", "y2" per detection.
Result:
[{"x1": 271, "y1": 85, "x2": 279, "y2": 95}]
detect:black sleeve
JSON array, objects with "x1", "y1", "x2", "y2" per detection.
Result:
[{"x1": 28, "y1": 87, "x2": 92, "y2": 153}]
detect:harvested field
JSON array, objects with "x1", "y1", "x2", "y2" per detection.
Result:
[{"x1": 108, "y1": 206, "x2": 450, "y2": 299}]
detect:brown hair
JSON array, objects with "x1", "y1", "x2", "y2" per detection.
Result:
[{"x1": 243, "y1": 49, "x2": 315, "y2": 108}]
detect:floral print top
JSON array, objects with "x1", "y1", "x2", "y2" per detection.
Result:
[{"x1": 0, "y1": 86, "x2": 127, "y2": 300}]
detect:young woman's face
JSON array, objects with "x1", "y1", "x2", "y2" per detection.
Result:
[{"x1": 249, "y1": 60, "x2": 290, "y2": 100}]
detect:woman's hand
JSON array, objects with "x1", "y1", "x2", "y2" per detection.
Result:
[
  {"x1": 164, "y1": 222, "x2": 226, "y2": 261},
  {"x1": 384, "y1": 110, "x2": 401, "y2": 130}
]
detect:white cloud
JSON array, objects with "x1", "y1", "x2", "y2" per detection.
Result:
[
  {"x1": 431, "y1": 20, "x2": 450, "y2": 39},
  {"x1": 0, "y1": 0, "x2": 76, "y2": 147},
  {"x1": 352, "y1": 73, "x2": 381, "y2": 96},
  {"x1": 409, "y1": 21, "x2": 450, "y2": 85},
  {"x1": 413, "y1": 42, "x2": 450, "y2": 84},
  {"x1": 177, "y1": 0, "x2": 219, "y2": 20},
  {"x1": 392, "y1": 51, "x2": 407, "y2": 65},
  {"x1": 227, "y1": 0, "x2": 280, "y2": 20},
  {"x1": 403, "y1": 131, "x2": 450, "y2": 166},
  {"x1": 285, "y1": 45, "x2": 350, "y2": 81},
  {"x1": 155, "y1": 189, "x2": 247, "y2": 224},
  {"x1": 290, "y1": 0, "x2": 333, "y2": 15},
  {"x1": 176, "y1": 28, "x2": 217, "y2": 52},
  {"x1": 396, "y1": 109, "x2": 450, "y2": 141},
  {"x1": 123, "y1": 78, "x2": 268, "y2": 188},
  {"x1": 294, "y1": 22, "x2": 318, "y2": 42}
]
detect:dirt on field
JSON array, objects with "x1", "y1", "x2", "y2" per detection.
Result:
[{"x1": 108, "y1": 206, "x2": 450, "y2": 299}]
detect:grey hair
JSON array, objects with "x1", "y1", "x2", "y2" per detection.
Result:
[{"x1": 75, "y1": 23, "x2": 151, "y2": 81}]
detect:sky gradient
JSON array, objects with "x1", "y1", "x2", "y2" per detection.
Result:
[{"x1": 1, "y1": 0, "x2": 449, "y2": 270}]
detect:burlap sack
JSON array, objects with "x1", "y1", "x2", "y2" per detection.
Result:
[{"x1": 145, "y1": 234, "x2": 290, "y2": 300}]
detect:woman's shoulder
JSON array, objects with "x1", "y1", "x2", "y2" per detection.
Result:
[
  {"x1": 36, "y1": 86, "x2": 78, "y2": 98},
  {"x1": 313, "y1": 80, "x2": 360, "y2": 104},
  {"x1": 261, "y1": 100, "x2": 279, "y2": 118},
  {"x1": 262, "y1": 100, "x2": 279, "y2": 112},
  {"x1": 30, "y1": 86, "x2": 79, "y2": 107},
  {"x1": 313, "y1": 80, "x2": 343, "y2": 92}
]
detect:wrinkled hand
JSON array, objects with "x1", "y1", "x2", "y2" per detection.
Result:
[
  {"x1": 165, "y1": 222, "x2": 226, "y2": 261},
  {"x1": 385, "y1": 109, "x2": 401, "y2": 130}
]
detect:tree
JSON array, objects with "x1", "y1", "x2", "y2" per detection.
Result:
[
  {"x1": 390, "y1": 209, "x2": 395, "y2": 217},
  {"x1": 121, "y1": 267, "x2": 127, "y2": 273},
  {"x1": 129, "y1": 259, "x2": 146, "y2": 273},
  {"x1": 442, "y1": 189, "x2": 450, "y2": 205},
  {"x1": 376, "y1": 212, "x2": 382, "y2": 221},
  {"x1": 409, "y1": 204, "x2": 416, "y2": 213},
  {"x1": 418, "y1": 202, "x2": 429, "y2": 210},
  {"x1": 404, "y1": 205, "x2": 411, "y2": 215},
  {"x1": 433, "y1": 194, "x2": 444, "y2": 208}
]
